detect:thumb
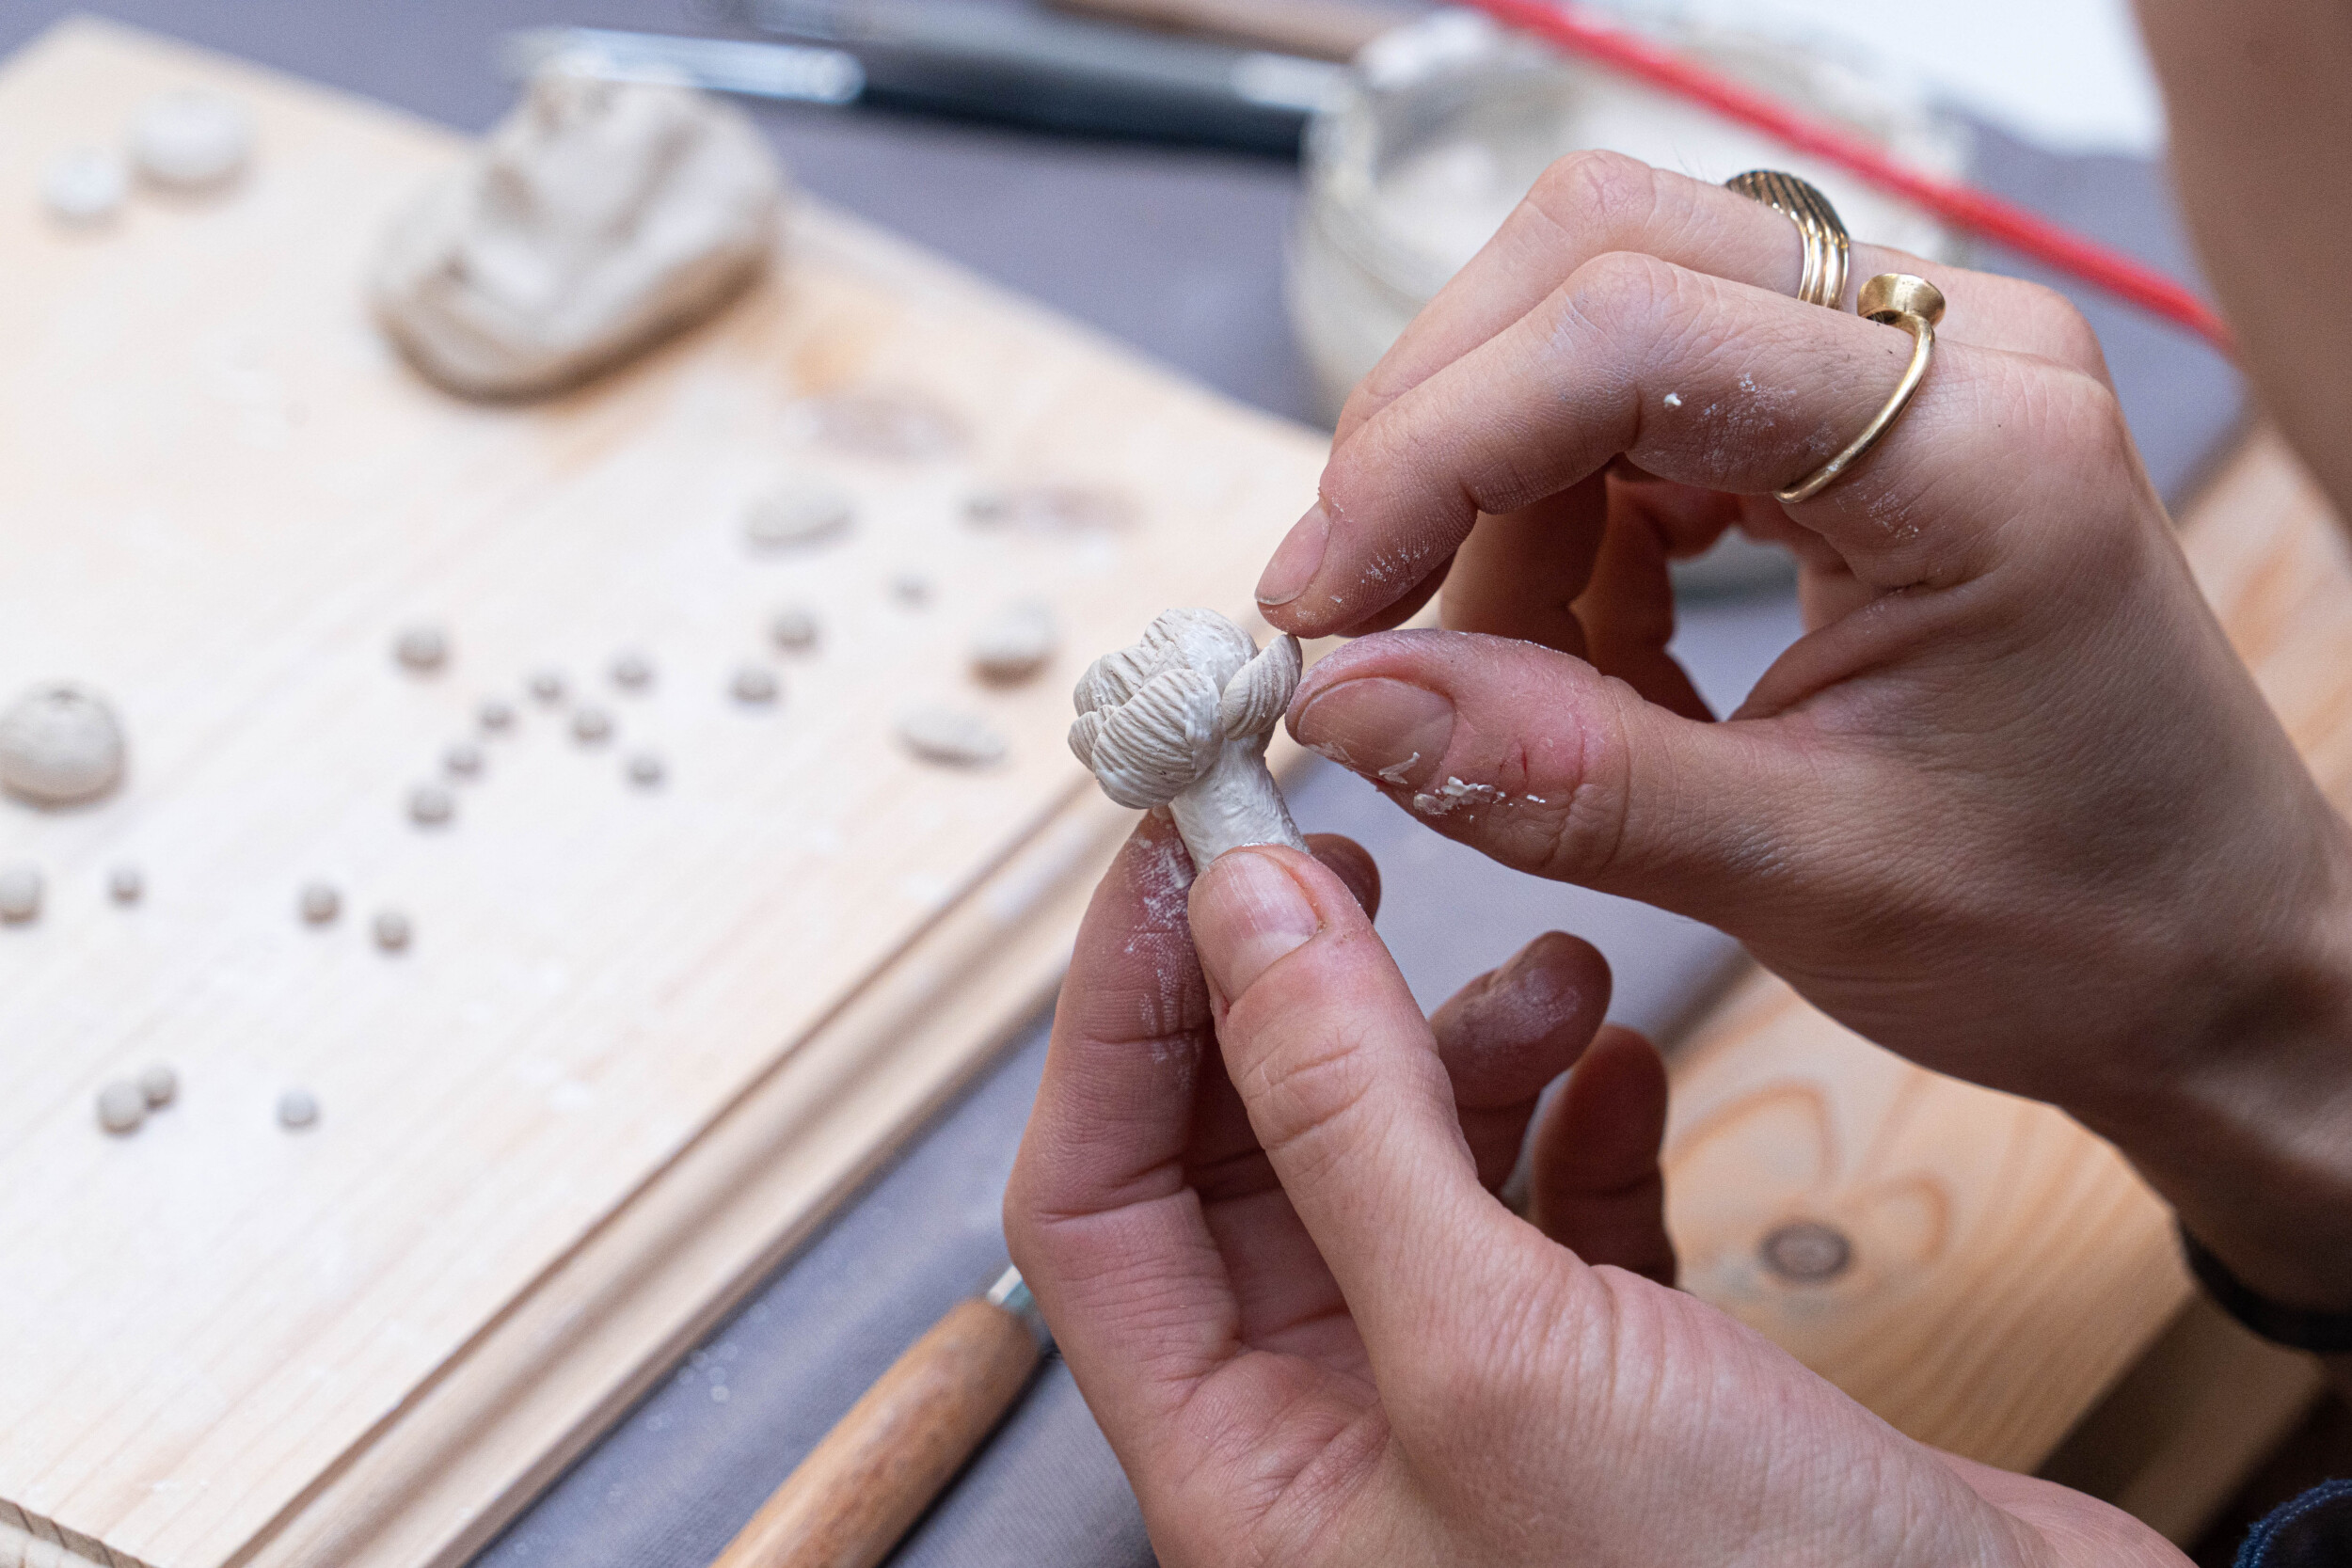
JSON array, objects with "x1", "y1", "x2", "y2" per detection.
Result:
[
  {"x1": 1187, "y1": 846, "x2": 1518, "y2": 1364},
  {"x1": 1285, "y1": 627, "x2": 1845, "y2": 922}
]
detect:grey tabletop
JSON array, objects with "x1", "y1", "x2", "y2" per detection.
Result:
[{"x1": 0, "y1": 3, "x2": 2244, "y2": 1564}]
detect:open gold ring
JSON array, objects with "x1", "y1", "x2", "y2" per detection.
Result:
[
  {"x1": 1725, "y1": 169, "x2": 1850, "y2": 309},
  {"x1": 1777, "y1": 273, "x2": 1947, "y2": 505}
]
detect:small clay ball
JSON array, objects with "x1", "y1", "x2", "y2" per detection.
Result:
[
  {"x1": 743, "y1": 483, "x2": 855, "y2": 549},
  {"x1": 41, "y1": 146, "x2": 128, "y2": 224},
  {"x1": 97, "y1": 1080, "x2": 147, "y2": 1134},
  {"x1": 299, "y1": 880, "x2": 341, "y2": 925},
  {"x1": 130, "y1": 88, "x2": 254, "y2": 189},
  {"x1": 278, "y1": 1086, "x2": 320, "y2": 1130},
  {"x1": 478, "y1": 697, "x2": 516, "y2": 733},
  {"x1": 392, "y1": 624, "x2": 448, "y2": 673},
  {"x1": 970, "y1": 600, "x2": 1057, "y2": 684},
  {"x1": 0, "y1": 864, "x2": 43, "y2": 923},
  {"x1": 444, "y1": 739, "x2": 485, "y2": 779},
  {"x1": 529, "y1": 670, "x2": 566, "y2": 705},
  {"x1": 408, "y1": 782, "x2": 455, "y2": 826},
  {"x1": 571, "y1": 705, "x2": 613, "y2": 745},
  {"x1": 373, "y1": 909, "x2": 411, "y2": 952},
  {"x1": 890, "y1": 572, "x2": 932, "y2": 609},
  {"x1": 108, "y1": 864, "x2": 144, "y2": 904},
  {"x1": 627, "y1": 751, "x2": 666, "y2": 788},
  {"x1": 611, "y1": 651, "x2": 654, "y2": 691},
  {"x1": 0, "y1": 682, "x2": 128, "y2": 805},
  {"x1": 729, "y1": 664, "x2": 778, "y2": 705},
  {"x1": 769, "y1": 606, "x2": 819, "y2": 652},
  {"x1": 138, "y1": 1062, "x2": 178, "y2": 1108},
  {"x1": 897, "y1": 705, "x2": 1008, "y2": 768},
  {"x1": 801, "y1": 389, "x2": 966, "y2": 463}
]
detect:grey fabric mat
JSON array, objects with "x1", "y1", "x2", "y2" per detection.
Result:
[{"x1": 0, "y1": 3, "x2": 2242, "y2": 1564}]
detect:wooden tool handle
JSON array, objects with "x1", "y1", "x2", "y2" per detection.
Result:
[{"x1": 709, "y1": 1298, "x2": 1042, "y2": 1568}]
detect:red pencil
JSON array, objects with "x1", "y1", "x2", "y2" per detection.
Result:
[{"x1": 1461, "y1": 0, "x2": 2235, "y2": 355}]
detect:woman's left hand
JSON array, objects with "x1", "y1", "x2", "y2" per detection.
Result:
[{"x1": 1005, "y1": 815, "x2": 2183, "y2": 1567}]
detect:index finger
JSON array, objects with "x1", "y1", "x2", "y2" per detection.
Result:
[{"x1": 1334, "y1": 151, "x2": 2110, "y2": 449}]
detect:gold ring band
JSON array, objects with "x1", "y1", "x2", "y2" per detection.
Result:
[
  {"x1": 1777, "y1": 273, "x2": 1947, "y2": 504},
  {"x1": 1725, "y1": 169, "x2": 1851, "y2": 309}
]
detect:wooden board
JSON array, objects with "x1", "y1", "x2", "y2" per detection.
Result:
[
  {"x1": 1662, "y1": 427, "x2": 2351, "y2": 1493},
  {"x1": 5, "y1": 19, "x2": 2344, "y2": 1568},
  {"x1": 0, "y1": 21, "x2": 1326, "y2": 1568}
]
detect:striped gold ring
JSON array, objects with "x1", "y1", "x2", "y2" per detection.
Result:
[{"x1": 1725, "y1": 169, "x2": 1851, "y2": 310}]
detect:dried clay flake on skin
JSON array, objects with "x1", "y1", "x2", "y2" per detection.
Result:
[
  {"x1": 130, "y1": 89, "x2": 253, "y2": 190},
  {"x1": 371, "y1": 68, "x2": 785, "y2": 399}
]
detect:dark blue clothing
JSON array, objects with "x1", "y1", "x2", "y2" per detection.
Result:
[{"x1": 2239, "y1": 1480, "x2": 2352, "y2": 1567}]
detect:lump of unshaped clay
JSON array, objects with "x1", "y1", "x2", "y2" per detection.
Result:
[
  {"x1": 743, "y1": 483, "x2": 853, "y2": 549},
  {"x1": 971, "y1": 601, "x2": 1057, "y2": 684},
  {"x1": 371, "y1": 70, "x2": 784, "y2": 399},
  {"x1": 41, "y1": 147, "x2": 128, "y2": 224},
  {"x1": 278, "y1": 1087, "x2": 320, "y2": 1130},
  {"x1": 898, "y1": 705, "x2": 1007, "y2": 768},
  {"x1": 0, "y1": 683, "x2": 127, "y2": 805},
  {"x1": 97, "y1": 1080, "x2": 147, "y2": 1134},
  {"x1": 130, "y1": 90, "x2": 253, "y2": 190},
  {"x1": 769, "y1": 605, "x2": 819, "y2": 652},
  {"x1": 0, "y1": 864, "x2": 42, "y2": 923}
]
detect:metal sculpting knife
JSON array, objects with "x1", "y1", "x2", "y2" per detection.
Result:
[
  {"x1": 503, "y1": 4, "x2": 1346, "y2": 154},
  {"x1": 705, "y1": 1265, "x2": 1049, "y2": 1568}
]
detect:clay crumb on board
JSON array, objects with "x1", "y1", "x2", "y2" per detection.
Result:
[
  {"x1": 278, "y1": 1087, "x2": 319, "y2": 1130},
  {"x1": 0, "y1": 682, "x2": 128, "y2": 805},
  {"x1": 626, "y1": 751, "x2": 666, "y2": 788},
  {"x1": 970, "y1": 600, "x2": 1057, "y2": 684},
  {"x1": 138, "y1": 1062, "x2": 178, "y2": 1109},
  {"x1": 743, "y1": 483, "x2": 854, "y2": 549},
  {"x1": 478, "y1": 696, "x2": 516, "y2": 733},
  {"x1": 393, "y1": 623, "x2": 448, "y2": 673},
  {"x1": 890, "y1": 571, "x2": 932, "y2": 609},
  {"x1": 41, "y1": 146, "x2": 128, "y2": 224},
  {"x1": 897, "y1": 705, "x2": 1008, "y2": 768},
  {"x1": 0, "y1": 864, "x2": 43, "y2": 924},
  {"x1": 299, "y1": 880, "x2": 341, "y2": 925},
  {"x1": 131, "y1": 89, "x2": 254, "y2": 190},
  {"x1": 963, "y1": 483, "x2": 1134, "y2": 534},
  {"x1": 107, "y1": 864, "x2": 143, "y2": 904},
  {"x1": 795, "y1": 388, "x2": 966, "y2": 463},
  {"x1": 444, "y1": 740, "x2": 485, "y2": 779},
  {"x1": 610, "y1": 650, "x2": 654, "y2": 691},
  {"x1": 529, "y1": 670, "x2": 566, "y2": 705},
  {"x1": 729, "y1": 664, "x2": 778, "y2": 705},
  {"x1": 769, "y1": 605, "x2": 819, "y2": 652},
  {"x1": 571, "y1": 705, "x2": 613, "y2": 745},
  {"x1": 97, "y1": 1080, "x2": 146, "y2": 1135},
  {"x1": 373, "y1": 909, "x2": 412, "y2": 952},
  {"x1": 408, "y1": 782, "x2": 455, "y2": 826}
]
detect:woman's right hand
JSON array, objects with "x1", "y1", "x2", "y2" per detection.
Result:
[{"x1": 1253, "y1": 152, "x2": 2352, "y2": 1313}]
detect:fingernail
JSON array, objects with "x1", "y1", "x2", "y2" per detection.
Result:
[
  {"x1": 1192, "y1": 850, "x2": 1320, "y2": 1001},
  {"x1": 1291, "y1": 678, "x2": 1454, "y2": 787},
  {"x1": 1255, "y1": 503, "x2": 1330, "y2": 609}
]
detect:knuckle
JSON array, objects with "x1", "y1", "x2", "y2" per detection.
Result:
[
  {"x1": 2010, "y1": 277, "x2": 2108, "y2": 374},
  {"x1": 1561, "y1": 247, "x2": 1683, "y2": 330},
  {"x1": 1526, "y1": 149, "x2": 1661, "y2": 240}
]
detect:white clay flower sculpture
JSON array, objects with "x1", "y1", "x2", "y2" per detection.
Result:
[{"x1": 1070, "y1": 609, "x2": 1306, "y2": 867}]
